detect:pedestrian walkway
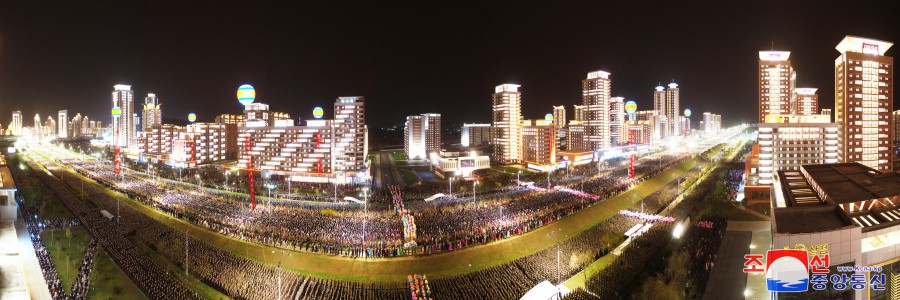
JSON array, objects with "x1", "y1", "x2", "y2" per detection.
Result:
[
  {"x1": 702, "y1": 221, "x2": 770, "y2": 300},
  {"x1": 13, "y1": 213, "x2": 53, "y2": 300}
]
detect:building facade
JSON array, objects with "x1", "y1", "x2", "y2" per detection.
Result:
[
  {"x1": 834, "y1": 36, "x2": 894, "y2": 171},
  {"x1": 566, "y1": 121, "x2": 586, "y2": 152},
  {"x1": 142, "y1": 93, "x2": 162, "y2": 129},
  {"x1": 215, "y1": 114, "x2": 244, "y2": 158},
  {"x1": 573, "y1": 105, "x2": 585, "y2": 121},
  {"x1": 461, "y1": 123, "x2": 492, "y2": 148},
  {"x1": 492, "y1": 84, "x2": 523, "y2": 164},
  {"x1": 404, "y1": 113, "x2": 441, "y2": 160},
  {"x1": 609, "y1": 97, "x2": 625, "y2": 146},
  {"x1": 665, "y1": 83, "x2": 681, "y2": 136},
  {"x1": 236, "y1": 97, "x2": 368, "y2": 183},
  {"x1": 521, "y1": 119, "x2": 556, "y2": 170},
  {"x1": 582, "y1": 71, "x2": 611, "y2": 151},
  {"x1": 332, "y1": 96, "x2": 367, "y2": 175},
  {"x1": 112, "y1": 84, "x2": 135, "y2": 147},
  {"x1": 793, "y1": 88, "x2": 819, "y2": 115},
  {"x1": 757, "y1": 114, "x2": 839, "y2": 185},
  {"x1": 10, "y1": 111, "x2": 22, "y2": 136},
  {"x1": 759, "y1": 51, "x2": 794, "y2": 122},
  {"x1": 57, "y1": 110, "x2": 67, "y2": 139}
]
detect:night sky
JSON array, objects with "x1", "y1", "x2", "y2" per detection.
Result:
[{"x1": 0, "y1": 1, "x2": 898, "y2": 133}]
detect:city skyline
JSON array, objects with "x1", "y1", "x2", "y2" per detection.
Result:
[{"x1": 0, "y1": 1, "x2": 897, "y2": 129}]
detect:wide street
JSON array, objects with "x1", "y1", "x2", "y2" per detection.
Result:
[{"x1": 17, "y1": 126, "x2": 748, "y2": 282}]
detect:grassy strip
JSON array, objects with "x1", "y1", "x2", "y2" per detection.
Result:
[
  {"x1": 87, "y1": 248, "x2": 147, "y2": 300},
  {"x1": 40, "y1": 228, "x2": 91, "y2": 295}
]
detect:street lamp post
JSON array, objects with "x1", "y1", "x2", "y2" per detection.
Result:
[
  {"x1": 448, "y1": 177, "x2": 453, "y2": 198},
  {"x1": 473, "y1": 180, "x2": 478, "y2": 205}
]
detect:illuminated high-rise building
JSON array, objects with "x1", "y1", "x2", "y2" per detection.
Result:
[
  {"x1": 142, "y1": 93, "x2": 162, "y2": 130},
  {"x1": 521, "y1": 119, "x2": 556, "y2": 170},
  {"x1": 792, "y1": 88, "x2": 818, "y2": 116},
  {"x1": 33, "y1": 114, "x2": 42, "y2": 137},
  {"x1": 582, "y1": 71, "x2": 611, "y2": 150},
  {"x1": 44, "y1": 116, "x2": 55, "y2": 138},
  {"x1": 404, "y1": 113, "x2": 441, "y2": 160},
  {"x1": 461, "y1": 123, "x2": 492, "y2": 148},
  {"x1": 666, "y1": 83, "x2": 681, "y2": 136},
  {"x1": 332, "y1": 96, "x2": 368, "y2": 177},
  {"x1": 652, "y1": 86, "x2": 668, "y2": 140},
  {"x1": 609, "y1": 97, "x2": 626, "y2": 146},
  {"x1": 552, "y1": 106, "x2": 566, "y2": 130},
  {"x1": 759, "y1": 51, "x2": 794, "y2": 122},
  {"x1": 553, "y1": 105, "x2": 567, "y2": 149},
  {"x1": 214, "y1": 114, "x2": 244, "y2": 158},
  {"x1": 757, "y1": 115, "x2": 839, "y2": 184},
  {"x1": 57, "y1": 110, "x2": 68, "y2": 138},
  {"x1": 834, "y1": 36, "x2": 894, "y2": 171},
  {"x1": 573, "y1": 105, "x2": 585, "y2": 121},
  {"x1": 11, "y1": 111, "x2": 22, "y2": 136},
  {"x1": 492, "y1": 84, "x2": 523, "y2": 163},
  {"x1": 112, "y1": 84, "x2": 135, "y2": 147}
]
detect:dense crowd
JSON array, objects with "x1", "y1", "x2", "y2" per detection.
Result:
[
  {"x1": 682, "y1": 216, "x2": 727, "y2": 298},
  {"x1": 11, "y1": 136, "x2": 740, "y2": 299},
  {"x1": 69, "y1": 240, "x2": 99, "y2": 300},
  {"x1": 46, "y1": 145, "x2": 688, "y2": 259},
  {"x1": 11, "y1": 154, "x2": 202, "y2": 300}
]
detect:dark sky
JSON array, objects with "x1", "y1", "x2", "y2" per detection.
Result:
[{"x1": 0, "y1": 1, "x2": 898, "y2": 130}]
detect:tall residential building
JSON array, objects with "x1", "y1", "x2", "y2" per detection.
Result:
[
  {"x1": 552, "y1": 106, "x2": 566, "y2": 129},
  {"x1": 894, "y1": 110, "x2": 900, "y2": 144},
  {"x1": 69, "y1": 113, "x2": 82, "y2": 138},
  {"x1": 652, "y1": 86, "x2": 668, "y2": 140},
  {"x1": 582, "y1": 71, "x2": 611, "y2": 151},
  {"x1": 11, "y1": 111, "x2": 22, "y2": 136},
  {"x1": 702, "y1": 112, "x2": 722, "y2": 134},
  {"x1": 492, "y1": 84, "x2": 523, "y2": 164},
  {"x1": 521, "y1": 119, "x2": 556, "y2": 169},
  {"x1": 757, "y1": 114, "x2": 839, "y2": 185},
  {"x1": 609, "y1": 97, "x2": 626, "y2": 146},
  {"x1": 821, "y1": 109, "x2": 833, "y2": 122},
  {"x1": 44, "y1": 116, "x2": 55, "y2": 138},
  {"x1": 33, "y1": 114, "x2": 42, "y2": 137},
  {"x1": 142, "y1": 93, "x2": 162, "y2": 130},
  {"x1": 573, "y1": 105, "x2": 585, "y2": 121},
  {"x1": 461, "y1": 123, "x2": 492, "y2": 147},
  {"x1": 553, "y1": 105, "x2": 567, "y2": 149},
  {"x1": 793, "y1": 88, "x2": 819, "y2": 116},
  {"x1": 57, "y1": 110, "x2": 68, "y2": 138},
  {"x1": 404, "y1": 113, "x2": 441, "y2": 160},
  {"x1": 834, "y1": 36, "x2": 894, "y2": 171},
  {"x1": 214, "y1": 114, "x2": 244, "y2": 158},
  {"x1": 332, "y1": 96, "x2": 368, "y2": 177},
  {"x1": 566, "y1": 121, "x2": 586, "y2": 151},
  {"x1": 666, "y1": 83, "x2": 681, "y2": 136},
  {"x1": 112, "y1": 84, "x2": 135, "y2": 147},
  {"x1": 759, "y1": 51, "x2": 794, "y2": 122}
]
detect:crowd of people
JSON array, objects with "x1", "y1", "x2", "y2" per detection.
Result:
[
  {"x1": 407, "y1": 274, "x2": 433, "y2": 300},
  {"x1": 16, "y1": 193, "x2": 66, "y2": 300},
  {"x1": 11, "y1": 154, "x2": 202, "y2": 300},
  {"x1": 46, "y1": 144, "x2": 689, "y2": 259},
  {"x1": 68, "y1": 240, "x2": 99, "y2": 300},
  {"x1": 11, "y1": 137, "x2": 741, "y2": 299},
  {"x1": 682, "y1": 216, "x2": 727, "y2": 298}
]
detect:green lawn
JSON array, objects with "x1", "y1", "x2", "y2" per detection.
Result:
[
  {"x1": 398, "y1": 169, "x2": 420, "y2": 185},
  {"x1": 40, "y1": 228, "x2": 92, "y2": 295},
  {"x1": 390, "y1": 151, "x2": 407, "y2": 161},
  {"x1": 87, "y1": 249, "x2": 147, "y2": 300}
]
